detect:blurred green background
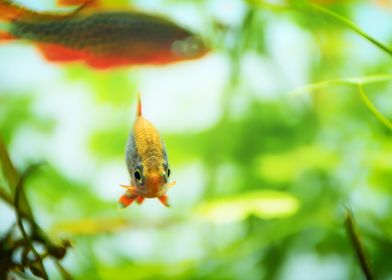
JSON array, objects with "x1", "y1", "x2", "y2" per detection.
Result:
[{"x1": 1, "y1": 0, "x2": 392, "y2": 279}]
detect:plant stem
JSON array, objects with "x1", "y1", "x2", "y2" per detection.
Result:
[
  {"x1": 54, "y1": 260, "x2": 73, "y2": 280},
  {"x1": 247, "y1": 1, "x2": 392, "y2": 57},
  {"x1": 0, "y1": 137, "x2": 33, "y2": 218},
  {"x1": 0, "y1": 186, "x2": 12, "y2": 204},
  {"x1": 345, "y1": 209, "x2": 374, "y2": 280},
  {"x1": 0, "y1": 137, "x2": 18, "y2": 189},
  {"x1": 309, "y1": 4, "x2": 392, "y2": 57},
  {"x1": 14, "y1": 165, "x2": 48, "y2": 280},
  {"x1": 357, "y1": 85, "x2": 392, "y2": 132}
]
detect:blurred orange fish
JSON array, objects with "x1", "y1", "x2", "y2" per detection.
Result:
[{"x1": 0, "y1": 0, "x2": 208, "y2": 69}]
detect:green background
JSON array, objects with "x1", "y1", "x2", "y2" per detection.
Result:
[{"x1": 1, "y1": 0, "x2": 392, "y2": 279}]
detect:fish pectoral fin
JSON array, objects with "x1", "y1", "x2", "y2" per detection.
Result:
[
  {"x1": 119, "y1": 184, "x2": 136, "y2": 192},
  {"x1": 158, "y1": 194, "x2": 170, "y2": 208},
  {"x1": 167, "y1": 180, "x2": 176, "y2": 189},
  {"x1": 118, "y1": 193, "x2": 137, "y2": 209}
]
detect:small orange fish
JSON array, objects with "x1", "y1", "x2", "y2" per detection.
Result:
[
  {"x1": 0, "y1": 0, "x2": 208, "y2": 69},
  {"x1": 119, "y1": 94, "x2": 175, "y2": 208}
]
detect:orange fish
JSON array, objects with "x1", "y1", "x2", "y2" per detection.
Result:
[
  {"x1": 119, "y1": 94, "x2": 175, "y2": 208},
  {"x1": 0, "y1": 0, "x2": 208, "y2": 69}
]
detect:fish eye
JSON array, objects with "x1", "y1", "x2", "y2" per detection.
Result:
[
  {"x1": 134, "y1": 169, "x2": 142, "y2": 183},
  {"x1": 171, "y1": 36, "x2": 205, "y2": 58},
  {"x1": 185, "y1": 37, "x2": 202, "y2": 55},
  {"x1": 167, "y1": 168, "x2": 171, "y2": 178}
]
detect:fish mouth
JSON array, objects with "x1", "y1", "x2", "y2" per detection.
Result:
[
  {"x1": 136, "y1": 189, "x2": 166, "y2": 198},
  {"x1": 135, "y1": 175, "x2": 167, "y2": 198}
]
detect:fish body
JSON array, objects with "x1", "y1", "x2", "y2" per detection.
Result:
[
  {"x1": 0, "y1": 0, "x2": 208, "y2": 69},
  {"x1": 119, "y1": 94, "x2": 174, "y2": 208}
]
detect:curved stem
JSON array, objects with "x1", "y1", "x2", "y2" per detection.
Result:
[
  {"x1": 14, "y1": 164, "x2": 48, "y2": 280},
  {"x1": 345, "y1": 209, "x2": 374, "y2": 280},
  {"x1": 357, "y1": 85, "x2": 392, "y2": 132},
  {"x1": 247, "y1": 1, "x2": 392, "y2": 57},
  {"x1": 0, "y1": 137, "x2": 34, "y2": 218},
  {"x1": 54, "y1": 259, "x2": 73, "y2": 280},
  {"x1": 309, "y1": 4, "x2": 392, "y2": 57}
]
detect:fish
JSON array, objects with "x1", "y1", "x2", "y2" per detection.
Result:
[
  {"x1": 119, "y1": 94, "x2": 175, "y2": 208},
  {"x1": 0, "y1": 0, "x2": 208, "y2": 69}
]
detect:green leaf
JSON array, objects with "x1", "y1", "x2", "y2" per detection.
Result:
[
  {"x1": 255, "y1": 145, "x2": 338, "y2": 183},
  {"x1": 195, "y1": 191, "x2": 299, "y2": 224}
]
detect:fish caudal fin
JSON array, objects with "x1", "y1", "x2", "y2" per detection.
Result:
[
  {"x1": 136, "y1": 93, "x2": 142, "y2": 117},
  {"x1": 0, "y1": 0, "x2": 85, "y2": 22},
  {"x1": 0, "y1": 18, "x2": 12, "y2": 41},
  {"x1": 0, "y1": 30, "x2": 13, "y2": 40},
  {"x1": 0, "y1": 0, "x2": 42, "y2": 21}
]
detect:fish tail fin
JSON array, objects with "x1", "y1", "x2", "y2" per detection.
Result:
[
  {"x1": 0, "y1": 30, "x2": 13, "y2": 40},
  {"x1": 0, "y1": 0, "x2": 85, "y2": 22},
  {"x1": 136, "y1": 92, "x2": 142, "y2": 117},
  {"x1": 0, "y1": 21, "x2": 13, "y2": 41}
]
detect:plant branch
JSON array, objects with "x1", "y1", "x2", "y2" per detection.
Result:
[
  {"x1": 54, "y1": 259, "x2": 73, "y2": 280},
  {"x1": 345, "y1": 208, "x2": 374, "y2": 280},
  {"x1": 14, "y1": 164, "x2": 48, "y2": 280},
  {"x1": 290, "y1": 77, "x2": 392, "y2": 132},
  {"x1": 357, "y1": 85, "x2": 392, "y2": 132},
  {"x1": 0, "y1": 186, "x2": 13, "y2": 204},
  {"x1": 0, "y1": 137, "x2": 33, "y2": 218},
  {"x1": 309, "y1": 4, "x2": 392, "y2": 57},
  {"x1": 247, "y1": 0, "x2": 392, "y2": 57},
  {"x1": 0, "y1": 137, "x2": 18, "y2": 189}
]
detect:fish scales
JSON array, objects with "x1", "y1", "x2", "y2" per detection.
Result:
[
  {"x1": 119, "y1": 94, "x2": 174, "y2": 208},
  {"x1": 10, "y1": 13, "x2": 189, "y2": 52},
  {"x1": 134, "y1": 117, "x2": 164, "y2": 163}
]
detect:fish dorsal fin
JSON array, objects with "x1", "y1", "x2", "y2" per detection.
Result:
[
  {"x1": 57, "y1": 0, "x2": 95, "y2": 6},
  {"x1": 57, "y1": 0, "x2": 129, "y2": 10},
  {"x1": 57, "y1": 0, "x2": 99, "y2": 11},
  {"x1": 136, "y1": 93, "x2": 142, "y2": 117}
]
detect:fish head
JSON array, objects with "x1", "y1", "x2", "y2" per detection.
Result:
[
  {"x1": 122, "y1": 14, "x2": 209, "y2": 64},
  {"x1": 132, "y1": 157, "x2": 171, "y2": 198},
  {"x1": 170, "y1": 35, "x2": 209, "y2": 60}
]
